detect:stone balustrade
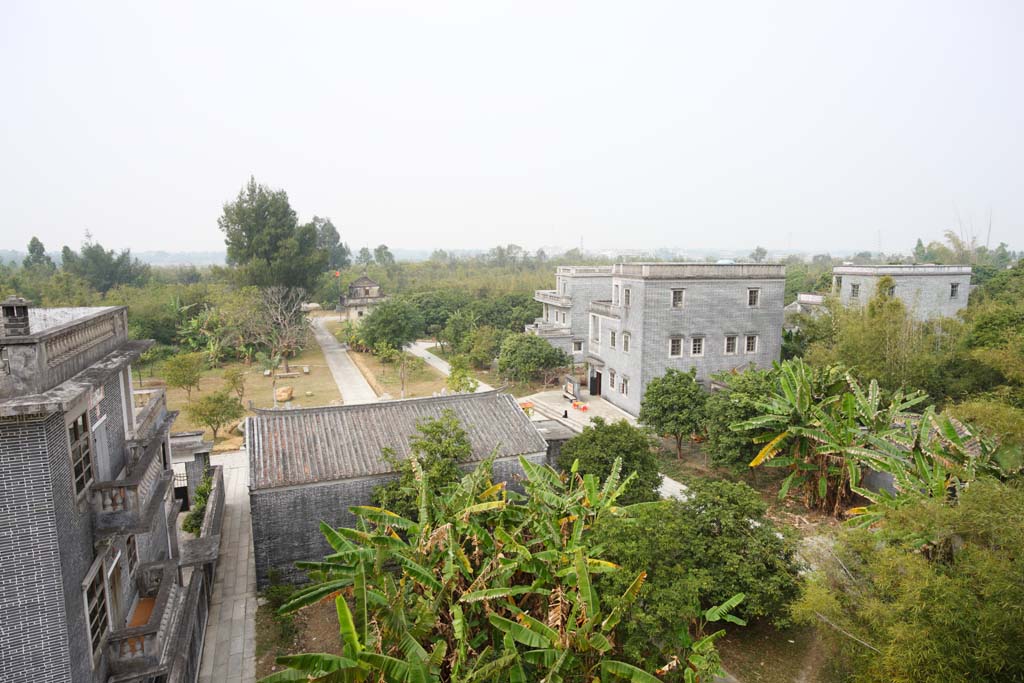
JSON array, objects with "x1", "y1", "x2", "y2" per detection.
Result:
[
  {"x1": 106, "y1": 561, "x2": 182, "y2": 675},
  {"x1": 534, "y1": 290, "x2": 571, "y2": 307},
  {"x1": 90, "y1": 437, "x2": 171, "y2": 534},
  {"x1": 42, "y1": 314, "x2": 116, "y2": 367}
]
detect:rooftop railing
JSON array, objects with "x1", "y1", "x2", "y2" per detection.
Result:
[
  {"x1": 90, "y1": 437, "x2": 172, "y2": 535},
  {"x1": 534, "y1": 290, "x2": 571, "y2": 307}
]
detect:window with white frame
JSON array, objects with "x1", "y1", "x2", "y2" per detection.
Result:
[
  {"x1": 745, "y1": 335, "x2": 758, "y2": 353},
  {"x1": 609, "y1": 370, "x2": 616, "y2": 390},
  {"x1": 623, "y1": 288, "x2": 631, "y2": 306},
  {"x1": 83, "y1": 560, "x2": 110, "y2": 662},
  {"x1": 747, "y1": 288, "x2": 760, "y2": 307},
  {"x1": 590, "y1": 315, "x2": 599, "y2": 343},
  {"x1": 0, "y1": 346, "x2": 9, "y2": 375},
  {"x1": 68, "y1": 411, "x2": 93, "y2": 499},
  {"x1": 610, "y1": 331, "x2": 616, "y2": 349},
  {"x1": 622, "y1": 333, "x2": 630, "y2": 353},
  {"x1": 621, "y1": 377, "x2": 629, "y2": 395},
  {"x1": 950, "y1": 282, "x2": 960, "y2": 298},
  {"x1": 691, "y1": 337, "x2": 704, "y2": 356},
  {"x1": 572, "y1": 341, "x2": 583, "y2": 352},
  {"x1": 725, "y1": 335, "x2": 737, "y2": 355},
  {"x1": 850, "y1": 283, "x2": 860, "y2": 299},
  {"x1": 671, "y1": 289, "x2": 684, "y2": 308},
  {"x1": 669, "y1": 337, "x2": 682, "y2": 357},
  {"x1": 613, "y1": 284, "x2": 620, "y2": 304}
]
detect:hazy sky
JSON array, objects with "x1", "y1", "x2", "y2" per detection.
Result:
[{"x1": 1, "y1": 1, "x2": 1021, "y2": 255}]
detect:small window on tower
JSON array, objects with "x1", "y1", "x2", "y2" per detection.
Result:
[{"x1": 950, "y1": 283, "x2": 960, "y2": 299}]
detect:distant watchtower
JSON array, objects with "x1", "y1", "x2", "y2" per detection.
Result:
[{"x1": 338, "y1": 275, "x2": 388, "y2": 321}]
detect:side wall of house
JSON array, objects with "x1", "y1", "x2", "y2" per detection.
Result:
[
  {"x1": 250, "y1": 452, "x2": 547, "y2": 589},
  {"x1": 837, "y1": 273, "x2": 971, "y2": 320},
  {"x1": 0, "y1": 413, "x2": 73, "y2": 683},
  {"x1": 596, "y1": 276, "x2": 785, "y2": 416}
]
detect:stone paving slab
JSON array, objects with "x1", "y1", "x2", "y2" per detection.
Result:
[
  {"x1": 312, "y1": 316, "x2": 379, "y2": 404},
  {"x1": 199, "y1": 450, "x2": 255, "y2": 683}
]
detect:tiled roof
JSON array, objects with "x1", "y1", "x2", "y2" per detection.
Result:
[
  {"x1": 349, "y1": 275, "x2": 379, "y2": 287},
  {"x1": 248, "y1": 391, "x2": 548, "y2": 490}
]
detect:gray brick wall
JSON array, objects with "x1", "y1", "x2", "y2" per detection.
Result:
[
  {"x1": 0, "y1": 412, "x2": 72, "y2": 682},
  {"x1": 594, "y1": 275, "x2": 784, "y2": 416},
  {"x1": 835, "y1": 271, "x2": 972, "y2": 320},
  {"x1": 251, "y1": 452, "x2": 547, "y2": 589}
]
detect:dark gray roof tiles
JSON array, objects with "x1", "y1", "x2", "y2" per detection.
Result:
[{"x1": 247, "y1": 391, "x2": 548, "y2": 490}]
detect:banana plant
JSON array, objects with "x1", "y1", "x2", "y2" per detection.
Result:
[{"x1": 262, "y1": 454, "x2": 741, "y2": 682}]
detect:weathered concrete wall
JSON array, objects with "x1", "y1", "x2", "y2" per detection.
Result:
[
  {"x1": 251, "y1": 452, "x2": 547, "y2": 589},
  {"x1": 0, "y1": 413, "x2": 73, "y2": 682}
]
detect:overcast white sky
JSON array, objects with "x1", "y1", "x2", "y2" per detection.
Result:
[{"x1": 1, "y1": 1, "x2": 1021, "y2": 255}]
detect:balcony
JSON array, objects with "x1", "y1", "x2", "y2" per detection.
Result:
[
  {"x1": 525, "y1": 317, "x2": 571, "y2": 339},
  {"x1": 90, "y1": 436, "x2": 173, "y2": 536},
  {"x1": 588, "y1": 300, "x2": 619, "y2": 319},
  {"x1": 534, "y1": 290, "x2": 571, "y2": 307},
  {"x1": 107, "y1": 561, "x2": 185, "y2": 677}
]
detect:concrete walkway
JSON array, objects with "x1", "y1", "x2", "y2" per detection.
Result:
[
  {"x1": 311, "y1": 317, "x2": 378, "y2": 404},
  {"x1": 521, "y1": 389, "x2": 637, "y2": 431},
  {"x1": 199, "y1": 450, "x2": 256, "y2": 683},
  {"x1": 407, "y1": 340, "x2": 494, "y2": 392}
]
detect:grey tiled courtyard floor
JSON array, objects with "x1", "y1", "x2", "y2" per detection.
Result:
[{"x1": 199, "y1": 450, "x2": 256, "y2": 683}]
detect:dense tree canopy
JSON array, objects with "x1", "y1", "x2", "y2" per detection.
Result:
[
  {"x1": 359, "y1": 298, "x2": 425, "y2": 350},
  {"x1": 218, "y1": 177, "x2": 328, "y2": 290},
  {"x1": 796, "y1": 479, "x2": 1024, "y2": 683},
  {"x1": 593, "y1": 480, "x2": 800, "y2": 673},
  {"x1": 556, "y1": 418, "x2": 661, "y2": 505},
  {"x1": 701, "y1": 367, "x2": 776, "y2": 468},
  {"x1": 497, "y1": 332, "x2": 570, "y2": 384},
  {"x1": 60, "y1": 237, "x2": 150, "y2": 293}
]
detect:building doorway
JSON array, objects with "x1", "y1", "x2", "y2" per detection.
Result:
[{"x1": 589, "y1": 370, "x2": 602, "y2": 396}]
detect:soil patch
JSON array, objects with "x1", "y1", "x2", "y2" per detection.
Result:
[{"x1": 256, "y1": 598, "x2": 343, "y2": 679}]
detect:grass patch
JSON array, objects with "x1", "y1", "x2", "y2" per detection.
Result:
[
  {"x1": 349, "y1": 350, "x2": 448, "y2": 399},
  {"x1": 139, "y1": 341, "x2": 342, "y2": 448}
]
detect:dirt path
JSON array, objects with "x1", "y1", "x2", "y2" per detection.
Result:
[{"x1": 406, "y1": 340, "x2": 494, "y2": 392}]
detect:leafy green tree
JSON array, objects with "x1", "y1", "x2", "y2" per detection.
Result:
[
  {"x1": 557, "y1": 417, "x2": 661, "y2": 505},
  {"x1": 162, "y1": 351, "x2": 206, "y2": 402},
  {"x1": 593, "y1": 480, "x2": 800, "y2": 672},
  {"x1": 702, "y1": 368, "x2": 776, "y2": 468},
  {"x1": 187, "y1": 389, "x2": 244, "y2": 440},
  {"x1": 269, "y1": 452, "x2": 741, "y2": 682},
  {"x1": 223, "y1": 367, "x2": 246, "y2": 401},
  {"x1": 218, "y1": 177, "x2": 327, "y2": 290},
  {"x1": 359, "y1": 298, "x2": 424, "y2": 350},
  {"x1": 446, "y1": 355, "x2": 480, "y2": 394},
  {"x1": 372, "y1": 410, "x2": 472, "y2": 520},
  {"x1": 23, "y1": 237, "x2": 55, "y2": 271},
  {"x1": 497, "y1": 332, "x2": 570, "y2": 384},
  {"x1": 465, "y1": 325, "x2": 505, "y2": 369},
  {"x1": 373, "y1": 244, "x2": 395, "y2": 266},
  {"x1": 355, "y1": 246, "x2": 374, "y2": 266},
  {"x1": 794, "y1": 479, "x2": 1024, "y2": 683},
  {"x1": 748, "y1": 246, "x2": 767, "y2": 263},
  {"x1": 40, "y1": 270, "x2": 98, "y2": 306},
  {"x1": 308, "y1": 216, "x2": 351, "y2": 270},
  {"x1": 639, "y1": 368, "x2": 706, "y2": 459},
  {"x1": 60, "y1": 236, "x2": 150, "y2": 293},
  {"x1": 440, "y1": 308, "x2": 478, "y2": 353}
]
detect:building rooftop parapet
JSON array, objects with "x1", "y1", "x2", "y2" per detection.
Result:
[
  {"x1": 833, "y1": 264, "x2": 972, "y2": 276},
  {"x1": 534, "y1": 290, "x2": 572, "y2": 307},
  {"x1": 611, "y1": 262, "x2": 786, "y2": 280},
  {"x1": 588, "y1": 299, "x2": 619, "y2": 318},
  {"x1": 555, "y1": 265, "x2": 614, "y2": 276}
]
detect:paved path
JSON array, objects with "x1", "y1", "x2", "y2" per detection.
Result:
[
  {"x1": 199, "y1": 450, "x2": 256, "y2": 683},
  {"x1": 407, "y1": 340, "x2": 494, "y2": 392},
  {"x1": 311, "y1": 317, "x2": 378, "y2": 404}
]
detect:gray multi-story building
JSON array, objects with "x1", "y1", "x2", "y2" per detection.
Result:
[
  {"x1": 525, "y1": 266, "x2": 613, "y2": 362},
  {"x1": 530, "y1": 263, "x2": 785, "y2": 416},
  {"x1": 0, "y1": 296, "x2": 219, "y2": 683},
  {"x1": 832, "y1": 264, "x2": 972, "y2": 320}
]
